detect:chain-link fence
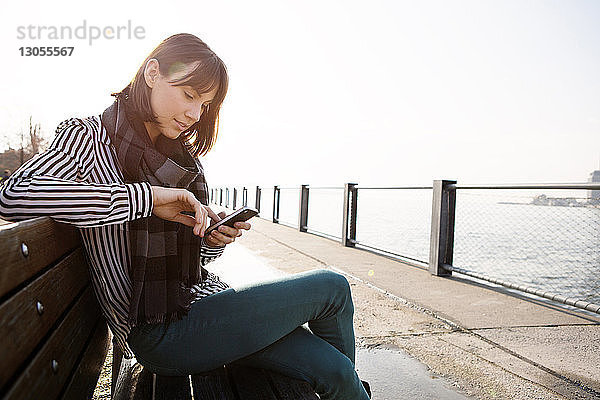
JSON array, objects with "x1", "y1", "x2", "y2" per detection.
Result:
[{"x1": 453, "y1": 189, "x2": 600, "y2": 306}]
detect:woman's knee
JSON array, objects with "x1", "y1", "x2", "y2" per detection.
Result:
[
  {"x1": 313, "y1": 269, "x2": 351, "y2": 293},
  {"x1": 315, "y1": 354, "x2": 358, "y2": 390},
  {"x1": 309, "y1": 269, "x2": 354, "y2": 317}
]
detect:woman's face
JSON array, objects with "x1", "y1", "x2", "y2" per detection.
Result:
[{"x1": 143, "y1": 59, "x2": 218, "y2": 143}]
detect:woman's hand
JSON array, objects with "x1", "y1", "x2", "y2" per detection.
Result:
[
  {"x1": 203, "y1": 211, "x2": 252, "y2": 247},
  {"x1": 150, "y1": 186, "x2": 220, "y2": 236}
]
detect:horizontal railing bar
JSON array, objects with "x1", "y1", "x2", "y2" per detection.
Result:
[
  {"x1": 357, "y1": 186, "x2": 433, "y2": 190},
  {"x1": 353, "y1": 242, "x2": 429, "y2": 270},
  {"x1": 355, "y1": 240, "x2": 429, "y2": 266},
  {"x1": 256, "y1": 186, "x2": 345, "y2": 190},
  {"x1": 276, "y1": 221, "x2": 298, "y2": 229},
  {"x1": 443, "y1": 264, "x2": 600, "y2": 314},
  {"x1": 234, "y1": 183, "x2": 600, "y2": 190},
  {"x1": 305, "y1": 228, "x2": 341, "y2": 241},
  {"x1": 449, "y1": 183, "x2": 600, "y2": 190}
]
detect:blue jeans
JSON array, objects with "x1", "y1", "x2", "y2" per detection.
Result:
[{"x1": 127, "y1": 268, "x2": 370, "y2": 400}]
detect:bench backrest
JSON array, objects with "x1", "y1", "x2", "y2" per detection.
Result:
[{"x1": 0, "y1": 217, "x2": 109, "y2": 400}]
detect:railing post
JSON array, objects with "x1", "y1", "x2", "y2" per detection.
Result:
[
  {"x1": 219, "y1": 188, "x2": 223, "y2": 206},
  {"x1": 233, "y1": 188, "x2": 237, "y2": 210},
  {"x1": 429, "y1": 180, "x2": 457, "y2": 276},
  {"x1": 243, "y1": 187, "x2": 247, "y2": 207},
  {"x1": 299, "y1": 184, "x2": 309, "y2": 232},
  {"x1": 342, "y1": 183, "x2": 358, "y2": 247},
  {"x1": 255, "y1": 186, "x2": 261, "y2": 215},
  {"x1": 225, "y1": 188, "x2": 230, "y2": 208},
  {"x1": 273, "y1": 185, "x2": 280, "y2": 223}
]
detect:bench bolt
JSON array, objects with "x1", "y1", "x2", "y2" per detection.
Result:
[
  {"x1": 21, "y1": 243, "x2": 29, "y2": 257},
  {"x1": 36, "y1": 301, "x2": 44, "y2": 315},
  {"x1": 51, "y1": 360, "x2": 58, "y2": 373}
]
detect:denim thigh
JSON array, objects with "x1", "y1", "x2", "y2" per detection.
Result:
[{"x1": 127, "y1": 268, "x2": 355, "y2": 375}]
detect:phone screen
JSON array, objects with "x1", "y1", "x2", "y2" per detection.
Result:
[{"x1": 205, "y1": 207, "x2": 258, "y2": 235}]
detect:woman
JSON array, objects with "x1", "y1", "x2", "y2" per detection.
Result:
[{"x1": 0, "y1": 33, "x2": 371, "y2": 399}]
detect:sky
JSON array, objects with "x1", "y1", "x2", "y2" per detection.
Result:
[{"x1": 1, "y1": 0, "x2": 599, "y2": 188}]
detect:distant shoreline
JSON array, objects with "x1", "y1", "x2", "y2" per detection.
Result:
[{"x1": 498, "y1": 201, "x2": 600, "y2": 208}]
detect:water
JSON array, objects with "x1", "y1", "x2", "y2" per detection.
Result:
[
  {"x1": 239, "y1": 187, "x2": 600, "y2": 306},
  {"x1": 355, "y1": 346, "x2": 470, "y2": 400}
]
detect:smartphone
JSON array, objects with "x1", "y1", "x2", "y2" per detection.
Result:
[{"x1": 205, "y1": 206, "x2": 258, "y2": 235}]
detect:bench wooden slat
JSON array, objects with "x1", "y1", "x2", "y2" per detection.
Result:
[
  {"x1": 114, "y1": 362, "x2": 318, "y2": 400},
  {"x1": 191, "y1": 367, "x2": 238, "y2": 400},
  {"x1": 0, "y1": 248, "x2": 89, "y2": 390},
  {"x1": 264, "y1": 370, "x2": 319, "y2": 400},
  {"x1": 154, "y1": 375, "x2": 192, "y2": 400},
  {"x1": 227, "y1": 365, "x2": 278, "y2": 399},
  {"x1": 113, "y1": 361, "x2": 201, "y2": 400},
  {"x1": 3, "y1": 287, "x2": 101, "y2": 400},
  {"x1": 225, "y1": 365, "x2": 319, "y2": 400},
  {"x1": 0, "y1": 217, "x2": 80, "y2": 299},
  {"x1": 60, "y1": 322, "x2": 110, "y2": 400},
  {"x1": 108, "y1": 342, "x2": 322, "y2": 400}
]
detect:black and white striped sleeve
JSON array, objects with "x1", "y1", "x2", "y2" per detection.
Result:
[
  {"x1": 199, "y1": 237, "x2": 225, "y2": 265},
  {"x1": 0, "y1": 119, "x2": 153, "y2": 227}
]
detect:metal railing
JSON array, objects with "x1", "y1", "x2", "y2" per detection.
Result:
[
  {"x1": 209, "y1": 181, "x2": 600, "y2": 315},
  {"x1": 445, "y1": 182, "x2": 600, "y2": 314}
]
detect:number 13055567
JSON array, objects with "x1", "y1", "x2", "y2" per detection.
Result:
[{"x1": 19, "y1": 47, "x2": 74, "y2": 56}]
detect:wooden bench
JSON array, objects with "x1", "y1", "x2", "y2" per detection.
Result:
[{"x1": 0, "y1": 217, "x2": 318, "y2": 400}]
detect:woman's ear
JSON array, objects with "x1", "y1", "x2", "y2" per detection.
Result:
[{"x1": 143, "y1": 59, "x2": 160, "y2": 89}]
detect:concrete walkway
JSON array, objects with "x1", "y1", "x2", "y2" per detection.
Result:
[{"x1": 209, "y1": 207, "x2": 600, "y2": 400}]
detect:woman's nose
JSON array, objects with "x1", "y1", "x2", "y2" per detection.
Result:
[{"x1": 185, "y1": 103, "x2": 203, "y2": 122}]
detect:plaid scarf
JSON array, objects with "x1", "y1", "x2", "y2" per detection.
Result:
[{"x1": 101, "y1": 93, "x2": 209, "y2": 327}]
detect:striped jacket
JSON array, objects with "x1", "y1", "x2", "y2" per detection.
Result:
[{"x1": 0, "y1": 115, "x2": 230, "y2": 359}]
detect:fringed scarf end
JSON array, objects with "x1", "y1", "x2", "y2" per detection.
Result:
[{"x1": 129, "y1": 303, "x2": 194, "y2": 328}]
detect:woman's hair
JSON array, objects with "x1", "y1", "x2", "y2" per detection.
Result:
[{"x1": 115, "y1": 33, "x2": 229, "y2": 158}]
